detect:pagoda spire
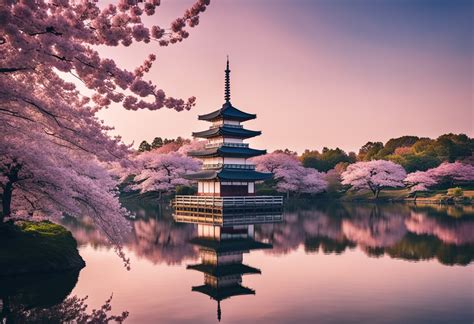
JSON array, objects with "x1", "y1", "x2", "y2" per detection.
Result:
[{"x1": 224, "y1": 56, "x2": 231, "y2": 103}]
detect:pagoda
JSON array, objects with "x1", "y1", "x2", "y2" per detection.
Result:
[{"x1": 184, "y1": 58, "x2": 272, "y2": 197}]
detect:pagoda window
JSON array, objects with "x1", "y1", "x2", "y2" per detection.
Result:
[
  {"x1": 223, "y1": 137, "x2": 243, "y2": 144},
  {"x1": 223, "y1": 120, "x2": 240, "y2": 126},
  {"x1": 248, "y1": 182, "x2": 255, "y2": 194},
  {"x1": 201, "y1": 251, "x2": 218, "y2": 265},
  {"x1": 224, "y1": 157, "x2": 246, "y2": 164},
  {"x1": 232, "y1": 182, "x2": 247, "y2": 186},
  {"x1": 203, "y1": 157, "x2": 223, "y2": 165},
  {"x1": 198, "y1": 224, "x2": 220, "y2": 238},
  {"x1": 209, "y1": 137, "x2": 224, "y2": 144},
  {"x1": 217, "y1": 253, "x2": 243, "y2": 264}
]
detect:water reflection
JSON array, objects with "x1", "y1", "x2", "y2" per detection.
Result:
[
  {"x1": 187, "y1": 224, "x2": 273, "y2": 321},
  {"x1": 0, "y1": 270, "x2": 128, "y2": 323},
  {"x1": 55, "y1": 202, "x2": 474, "y2": 323},
  {"x1": 4, "y1": 203, "x2": 472, "y2": 323},
  {"x1": 63, "y1": 203, "x2": 474, "y2": 267},
  {"x1": 254, "y1": 204, "x2": 474, "y2": 265}
]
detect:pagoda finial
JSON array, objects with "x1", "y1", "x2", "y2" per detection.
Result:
[
  {"x1": 224, "y1": 56, "x2": 231, "y2": 103},
  {"x1": 217, "y1": 300, "x2": 222, "y2": 322}
]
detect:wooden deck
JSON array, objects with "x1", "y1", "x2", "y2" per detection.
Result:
[
  {"x1": 173, "y1": 195, "x2": 283, "y2": 208},
  {"x1": 173, "y1": 195, "x2": 284, "y2": 226}
]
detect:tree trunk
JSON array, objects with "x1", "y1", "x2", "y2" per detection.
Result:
[
  {"x1": 286, "y1": 191, "x2": 290, "y2": 200},
  {"x1": 1, "y1": 164, "x2": 20, "y2": 224},
  {"x1": 374, "y1": 189, "x2": 380, "y2": 199},
  {"x1": 1, "y1": 182, "x2": 13, "y2": 223}
]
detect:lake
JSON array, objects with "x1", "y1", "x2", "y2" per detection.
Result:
[{"x1": 3, "y1": 202, "x2": 474, "y2": 323}]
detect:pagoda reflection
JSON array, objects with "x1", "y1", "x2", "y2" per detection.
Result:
[{"x1": 177, "y1": 214, "x2": 280, "y2": 322}]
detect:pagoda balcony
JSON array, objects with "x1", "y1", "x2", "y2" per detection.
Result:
[
  {"x1": 205, "y1": 142, "x2": 249, "y2": 149},
  {"x1": 210, "y1": 124, "x2": 243, "y2": 129},
  {"x1": 203, "y1": 163, "x2": 256, "y2": 170},
  {"x1": 173, "y1": 196, "x2": 284, "y2": 226}
]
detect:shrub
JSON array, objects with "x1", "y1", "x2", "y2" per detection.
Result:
[{"x1": 447, "y1": 187, "x2": 464, "y2": 197}]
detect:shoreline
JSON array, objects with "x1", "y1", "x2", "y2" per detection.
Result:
[{"x1": 0, "y1": 220, "x2": 85, "y2": 277}]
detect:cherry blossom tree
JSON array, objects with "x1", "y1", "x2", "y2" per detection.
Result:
[
  {"x1": 0, "y1": 1, "x2": 210, "y2": 239},
  {"x1": 252, "y1": 152, "x2": 327, "y2": 197},
  {"x1": 404, "y1": 162, "x2": 474, "y2": 193},
  {"x1": 126, "y1": 151, "x2": 201, "y2": 199},
  {"x1": 404, "y1": 171, "x2": 438, "y2": 193},
  {"x1": 341, "y1": 160, "x2": 407, "y2": 198},
  {"x1": 0, "y1": 131, "x2": 132, "y2": 244},
  {"x1": 429, "y1": 162, "x2": 474, "y2": 185}
]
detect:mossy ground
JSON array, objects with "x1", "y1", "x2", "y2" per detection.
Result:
[{"x1": 0, "y1": 220, "x2": 85, "y2": 276}]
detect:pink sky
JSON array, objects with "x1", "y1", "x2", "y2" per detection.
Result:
[{"x1": 96, "y1": 0, "x2": 473, "y2": 153}]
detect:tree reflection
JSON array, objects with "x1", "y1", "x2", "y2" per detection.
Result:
[
  {"x1": 128, "y1": 218, "x2": 197, "y2": 265},
  {"x1": 64, "y1": 203, "x2": 473, "y2": 266},
  {"x1": 0, "y1": 270, "x2": 128, "y2": 323},
  {"x1": 257, "y1": 203, "x2": 474, "y2": 265}
]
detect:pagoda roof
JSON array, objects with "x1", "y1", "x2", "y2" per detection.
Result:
[
  {"x1": 187, "y1": 263, "x2": 261, "y2": 277},
  {"x1": 198, "y1": 102, "x2": 256, "y2": 122},
  {"x1": 191, "y1": 284, "x2": 255, "y2": 301},
  {"x1": 188, "y1": 146, "x2": 266, "y2": 158},
  {"x1": 189, "y1": 237, "x2": 273, "y2": 253},
  {"x1": 192, "y1": 126, "x2": 261, "y2": 139},
  {"x1": 183, "y1": 168, "x2": 272, "y2": 182}
]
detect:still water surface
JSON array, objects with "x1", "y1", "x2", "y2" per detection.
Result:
[{"x1": 6, "y1": 203, "x2": 474, "y2": 323}]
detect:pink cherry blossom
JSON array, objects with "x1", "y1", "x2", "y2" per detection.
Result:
[
  {"x1": 405, "y1": 171, "x2": 438, "y2": 192},
  {"x1": 405, "y1": 161, "x2": 474, "y2": 192},
  {"x1": 126, "y1": 151, "x2": 201, "y2": 196},
  {"x1": 0, "y1": 0, "x2": 210, "y2": 243},
  {"x1": 341, "y1": 160, "x2": 407, "y2": 198},
  {"x1": 252, "y1": 152, "x2": 327, "y2": 195},
  {"x1": 429, "y1": 161, "x2": 474, "y2": 182}
]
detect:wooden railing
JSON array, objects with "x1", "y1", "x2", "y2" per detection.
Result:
[
  {"x1": 205, "y1": 142, "x2": 249, "y2": 149},
  {"x1": 174, "y1": 212, "x2": 283, "y2": 225},
  {"x1": 173, "y1": 195, "x2": 283, "y2": 207},
  {"x1": 209, "y1": 124, "x2": 243, "y2": 129},
  {"x1": 202, "y1": 163, "x2": 256, "y2": 170}
]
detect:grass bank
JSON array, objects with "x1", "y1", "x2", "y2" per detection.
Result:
[
  {"x1": 339, "y1": 188, "x2": 473, "y2": 204},
  {"x1": 0, "y1": 220, "x2": 85, "y2": 276}
]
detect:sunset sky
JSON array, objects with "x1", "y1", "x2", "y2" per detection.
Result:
[{"x1": 97, "y1": 0, "x2": 473, "y2": 154}]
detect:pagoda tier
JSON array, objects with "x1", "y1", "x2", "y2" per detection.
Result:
[
  {"x1": 192, "y1": 125, "x2": 261, "y2": 140},
  {"x1": 191, "y1": 284, "x2": 255, "y2": 302},
  {"x1": 184, "y1": 168, "x2": 271, "y2": 182},
  {"x1": 187, "y1": 263, "x2": 261, "y2": 276},
  {"x1": 189, "y1": 237, "x2": 273, "y2": 253},
  {"x1": 188, "y1": 146, "x2": 266, "y2": 158},
  {"x1": 198, "y1": 101, "x2": 256, "y2": 122}
]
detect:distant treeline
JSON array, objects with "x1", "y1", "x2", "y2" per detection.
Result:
[
  {"x1": 138, "y1": 136, "x2": 189, "y2": 152},
  {"x1": 299, "y1": 133, "x2": 472, "y2": 173}
]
